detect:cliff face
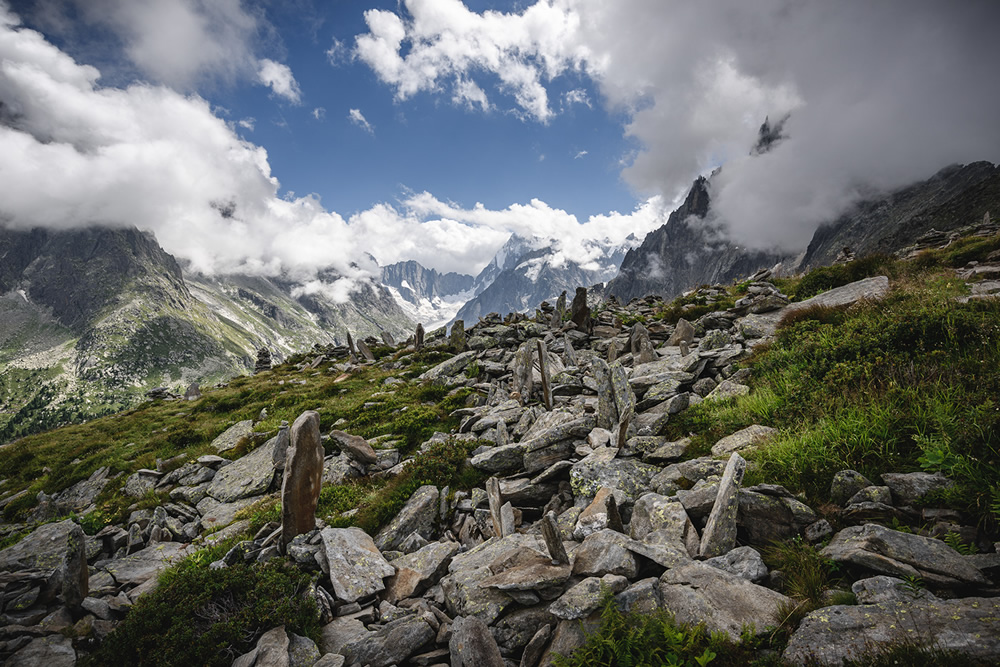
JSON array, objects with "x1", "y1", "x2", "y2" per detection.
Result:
[
  {"x1": 799, "y1": 161, "x2": 1000, "y2": 270},
  {"x1": 607, "y1": 178, "x2": 789, "y2": 303},
  {"x1": 380, "y1": 261, "x2": 474, "y2": 304},
  {"x1": 0, "y1": 226, "x2": 190, "y2": 332}
]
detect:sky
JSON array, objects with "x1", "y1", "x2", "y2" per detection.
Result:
[{"x1": 1, "y1": 0, "x2": 999, "y2": 300}]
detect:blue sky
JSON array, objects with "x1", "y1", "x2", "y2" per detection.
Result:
[{"x1": 1, "y1": 0, "x2": 998, "y2": 288}]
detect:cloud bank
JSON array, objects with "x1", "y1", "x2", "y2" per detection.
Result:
[
  {"x1": 354, "y1": 0, "x2": 1000, "y2": 251},
  {"x1": 0, "y1": 2, "x2": 663, "y2": 300}
]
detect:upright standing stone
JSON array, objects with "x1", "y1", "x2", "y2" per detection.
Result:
[
  {"x1": 357, "y1": 339, "x2": 375, "y2": 362},
  {"x1": 594, "y1": 358, "x2": 615, "y2": 431},
  {"x1": 570, "y1": 287, "x2": 592, "y2": 334},
  {"x1": 486, "y1": 477, "x2": 503, "y2": 539},
  {"x1": 541, "y1": 511, "x2": 570, "y2": 564},
  {"x1": 346, "y1": 331, "x2": 356, "y2": 356},
  {"x1": 271, "y1": 420, "x2": 290, "y2": 471},
  {"x1": 607, "y1": 340, "x2": 619, "y2": 363},
  {"x1": 556, "y1": 290, "x2": 567, "y2": 322},
  {"x1": 563, "y1": 336, "x2": 577, "y2": 367},
  {"x1": 511, "y1": 341, "x2": 535, "y2": 405},
  {"x1": 496, "y1": 420, "x2": 509, "y2": 446},
  {"x1": 668, "y1": 319, "x2": 695, "y2": 349},
  {"x1": 415, "y1": 323, "x2": 425, "y2": 350},
  {"x1": 631, "y1": 322, "x2": 657, "y2": 364},
  {"x1": 281, "y1": 411, "x2": 325, "y2": 549},
  {"x1": 381, "y1": 331, "x2": 395, "y2": 347},
  {"x1": 699, "y1": 452, "x2": 747, "y2": 558},
  {"x1": 450, "y1": 320, "x2": 467, "y2": 352},
  {"x1": 609, "y1": 362, "x2": 635, "y2": 430},
  {"x1": 536, "y1": 339, "x2": 553, "y2": 410}
]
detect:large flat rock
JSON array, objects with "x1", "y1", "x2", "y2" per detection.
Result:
[
  {"x1": 658, "y1": 562, "x2": 791, "y2": 640},
  {"x1": 821, "y1": 523, "x2": 988, "y2": 587},
  {"x1": 784, "y1": 597, "x2": 1000, "y2": 666},
  {"x1": 207, "y1": 438, "x2": 279, "y2": 503}
]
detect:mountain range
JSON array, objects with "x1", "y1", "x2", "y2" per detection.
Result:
[{"x1": 1, "y1": 158, "x2": 997, "y2": 441}]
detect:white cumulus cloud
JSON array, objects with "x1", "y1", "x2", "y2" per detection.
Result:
[{"x1": 257, "y1": 58, "x2": 301, "y2": 104}]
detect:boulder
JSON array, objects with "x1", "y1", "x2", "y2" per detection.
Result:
[
  {"x1": 329, "y1": 430, "x2": 378, "y2": 466},
  {"x1": 881, "y1": 471, "x2": 954, "y2": 505},
  {"x1": 570, "y1": 449, "x2": 660, "y2": 506},
  {"x1": 710, "y1": 425, "x2": 778, "y2": 457},
  {"x1": 479, "y1": 547, "x2": 572, "y2": 592},
  {"x1": 659, "y1": 562, "x2": 792, "y2": 640},
  {"x1": 549, "y1": 574, "x2": 629, "y2": 620},
  {"x1": 821, "y1": 523, "x2": 988, "y2": 587},
  {"x1": 450, "y1": 615, "x2": 505, "y2": 667},
  {"x1": 0, "y1": 519, "x2": 88, "y2": 608},
  {"x1": 419, "y1": 351, "x2": 478, "y2": 383},
  {"x1": 704, "y1": 546, "x2": 768, "y2": 583},
  {"x1": 829, "y1": 470, "x2": 873, "y2": 506},
  {"x1": 341, "y1": 615, "x2": 435, "y2": 667},
  {"x1": 374, "y1": 485, "x2": 439, "y2": 552},
  {"x1": 572, "y1": 529, "x2": 638, "y2": 578},
  {"x1": 319, "y1": 527, "x2": 395, "y2": 603},
  {"x1": 784, "y1": 275, "x2": 889, "y2": 313},
  {"x1": 737, "y1": 489, "x2": 817, "y2": 544},
  {"x1": 207, "y1": 437, "x2": 279, "y2": 503},
  {"x1": 211, "y1": 420, "x2": 255, "y2": 453},
  {"x1": 384, "y1": 541, "x2": 460, "y2": 603},
  {"x1": 101, "y1": 542, "x2": 194, "y2": 589},
  {"x1": 784, "y1": 597, "x2": 1000, "y2": 666},
  {"x1": 5, "y1": 634, "x2": 76, "y2": 667}
]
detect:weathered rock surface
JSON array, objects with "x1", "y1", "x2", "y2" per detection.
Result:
[
  {"x1": 821, "y1": 524, "x2": 988, "y2": 587},
  {"x1": 319, "y1": 527, "x2": 395, "y2": 603},
  {"x1": 0, "y1": 520, "x2": 88, "y2": 608},
  {"x1": 280, "y1": 411, "x2": 325, "y2": 547},
  {"x1": 207, "y1": 437, "x2": 279, "y2": 503},
  {"x1": 374, "y1": 485, "x2": 439, "y2": 552},
  {"x1": 659, "y1": 562, "x2": 791, "y2": 639},
  {"x1": 784, "y1": 597, "x2": 1000, "y2": 666},
  {"x1": 211, "y1": 420, "x2": 255, "y2": 453}
]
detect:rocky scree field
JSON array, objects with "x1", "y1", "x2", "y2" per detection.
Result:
[{"x1": 1, "y1": 228, "x2": 1000, "y2": 666}]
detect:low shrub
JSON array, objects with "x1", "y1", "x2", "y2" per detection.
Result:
[{"x1": 84, "y1": 560, "x2": 319, "y2": 667}]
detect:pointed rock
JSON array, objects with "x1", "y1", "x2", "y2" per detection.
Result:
[
  {"x1": 451, "y1": 615, "x2": 505, "y2": 667},
  {"x1": 280, "y1": 411, "x2": 325, "y2": 548},
  {"x1": 699, "y1": 452, "x2": 747, "y2": 558}
]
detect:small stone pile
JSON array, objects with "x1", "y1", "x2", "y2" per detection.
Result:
[{"x1": 255, "y1": 347, "x2": 272, "y2": 374}]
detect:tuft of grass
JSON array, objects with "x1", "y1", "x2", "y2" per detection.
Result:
[{"x1": 762, "y1": 537, "x2": 842, "y2": 606}]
